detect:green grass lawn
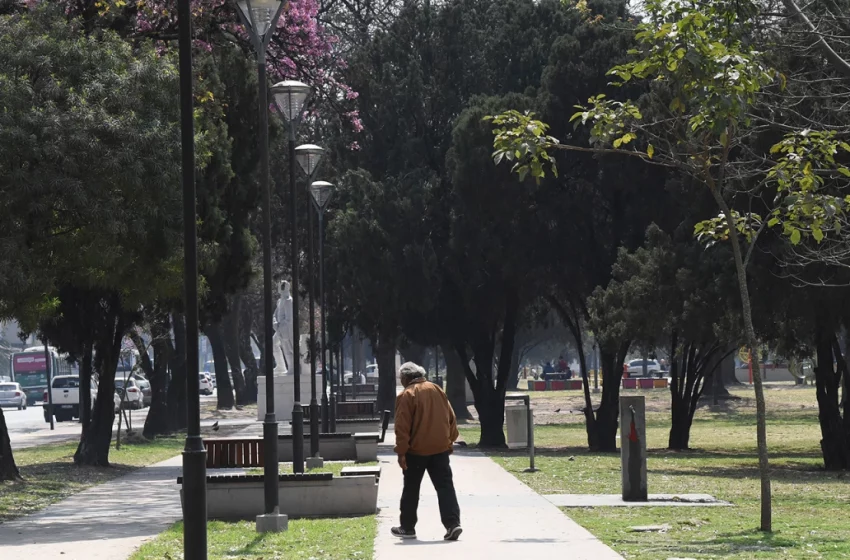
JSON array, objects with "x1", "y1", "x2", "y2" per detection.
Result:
[
  {"x1": 131, "y1": 517, "x2": 377, "y2": 559},
  {"x1": 461, "y1": 385, "x2": 850, "y2": 559},
  {"x1": 0, "y1": 435, "x2": 184, "y2": 522}
]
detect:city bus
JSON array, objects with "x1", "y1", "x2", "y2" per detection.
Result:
[{"x1": 10, "y1": 346, "x2": 75, "y2": 405}]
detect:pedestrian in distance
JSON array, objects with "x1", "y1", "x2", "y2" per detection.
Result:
[{"x1": 391, "y1": 362, "x2": 462, "y2": 541}]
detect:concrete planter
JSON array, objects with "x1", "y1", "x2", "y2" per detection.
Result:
[
  {"x1": 638, "y1": 378, "x2": 654, "y2": 389},
  {"x1": 182, "y1": 474, "x2": 379, "y2": 520},
  {"x1": 296, "y1": 419, "x2": 380, "y2": 434},
  {"x1": 653, "y1": 378, "x2": 668, "y2": 389},
  {"x1": 354, "y1": 434, "x2": 379, "y2": 462},
  {"x1": 567, "y1": 379, "x2": 583, "y2": 390},
  {"x1": 622, "y1": 378, "x2": 638, "y2": 389},
  {"x1": 550, "y1": 380, "x2": 566, "y2": 391},
  {"x1": 277, "y1": 433, "x2": 378, "y2": 463}
]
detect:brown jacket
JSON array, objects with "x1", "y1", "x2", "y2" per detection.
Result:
[{"x1": 394, "y1": 378, "x2": 459, "y2": 456}]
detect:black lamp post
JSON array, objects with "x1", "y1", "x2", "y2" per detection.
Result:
[
  {"x1": 310, "y1": 181, "x2": 334, "y2": 433},
  {"x1": 271, "y1": 80, "x2": 311, "y2": 474},
  {"x1": 295, "y1": 144, "x2": 324, "y2": 465},
  {"x1": 177, "y1": 0, "x2": 206, "y2": 554},
  {"x1": 233, "y1": 0, "x2": 289, "y2": 530}
]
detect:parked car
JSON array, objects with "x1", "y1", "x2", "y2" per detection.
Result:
[
  {"x1": 114, "y1": 378, "x2": 144, "y2": 409},
  {"x1": 0, "y1": 382, "x2": 27, "y2": 410},
  {"x1": 43, "y1": 375, "x2": 98, "y2": 422},
  {"x1": 199, "y1": 373, "x2": 214, "y2": 396},
  {"x1": 202, "y1": 371, "x2": 217, "y2": 389},
  {"x1": 127, "y1": 373, "x2": 152, "y2": 407},
  {"x1": 626, "y1": 359, "x2": 662, "y2": 378}
]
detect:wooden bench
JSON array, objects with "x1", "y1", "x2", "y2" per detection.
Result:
[
  {"x1": 204, "y1": 437, "x2": 263, "y2": 468},
  {"x1": 177, "y1": 472, "x2": 332, "y2": 484},
  {"x1": 341, "y1": 465, "x2": 382, "y2": 480},
  {"x1": 336, "y1": 400, "x2": 376, "y2": 418}
]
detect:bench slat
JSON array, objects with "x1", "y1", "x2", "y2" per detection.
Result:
[{"x1": 203, "y1": 437, "x2": 265, "y2": 469}]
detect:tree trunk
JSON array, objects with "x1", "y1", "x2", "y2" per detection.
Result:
[
  {"x1": 0, "y1": 408, "x2": 21, "y2": 481},
  {"x1": 442, "y1": 343, "x2": 472, "y2": 420},
  {"x1": 459, "y1": 338, "x2": 505, "y2": 448},
  {"x1": 80, "y1": 340, "x2": 93, "y2": 431},
  {"x1": 238, "y1": 296, "x2": 260, "y2": 403},
  {"x1": 595, "y1": 347, "x2": 624, "y2": 452},
  {"x1": 75, "y1": 301, "x2": 125, "y2": 466},
  {"x1": 813, "y1": 329, "x2": 850, "y2": 470},
  {"x1": 238, "y1": 331, "x2": 259, "y2": 404},
  {"x1": 507, "y1": 342, "x2": 521, "y2": 390},
  {"x1": 549, "y1": 296, "x2": 598, "y2": 449},
  {"x1": 144, "y1": 315, "x2": 172, "y2": 437},
  {"x1": 166, "y1": 313, "x2": 188, "y2": 433},
  {"x1": 714, "y1": 186, "x2": 772, "y2": 531},
  {"x1": 221, "y1": 305, "x2": 248, "y2": 405},
  {"x1": 476, "y1": 386, "x2": 507, "y2": 447},
  {"x1": 204, "y1": 322, "x2": 235, "y2": 409},
  {"x1": 375, "y1": 333, "x2": 398, "y2": 415}
]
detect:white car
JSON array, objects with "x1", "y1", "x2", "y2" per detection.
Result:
[
  {"x1": 626, "y1": 359, "x2": 662, "y2": 378},
  {"x1": 114, "y1": 378, "x2": 144, "y2": 409},
  {"x1": 202, "y1": 371, "x2": 217, "y2": 389},
  {"x1": 43, "y1": 375, "x2": 98, "y2": 422},
  {"x1": 0, "y1": 382, "x2": 27, "y2": 410},
  {"x1": 199, "y1": 373, "x2": 214, "y2": 395}
]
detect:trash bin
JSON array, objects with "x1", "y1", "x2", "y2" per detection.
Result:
[{"x1": 505, "y1": 400, "x2": 531, "y2": 449}]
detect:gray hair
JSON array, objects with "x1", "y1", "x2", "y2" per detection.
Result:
[{"x1": 399, "y1": 362, "x2": 426, "y2": 381}]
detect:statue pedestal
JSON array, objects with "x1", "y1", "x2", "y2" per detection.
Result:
[{"x1": 258, "y1": 373, "x2": 325, "y2": 422}]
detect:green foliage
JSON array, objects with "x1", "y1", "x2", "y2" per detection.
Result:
[
  {"x1": 487, "y1": 110, "x2": 559, "y2": 183},
  {"x1": 694, "y1": 210, "x2": 763, "y2": 246},
  {"x1": 766, "y1": 130, "x2": 850, "y2": 245},
  {"x1": 0, "y1": 6, "x2": 188, "y2": 328},
  {"x1": 590, "y1": 225, "x2": 739, "y2": 352}
]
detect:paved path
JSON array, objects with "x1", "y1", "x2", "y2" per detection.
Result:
[
  {"x1": 0, "y1": 456, "x2": 183, "y2": 559},
  {"x1": 373, "y1": 445, "x2": 623, "y2": 560}
]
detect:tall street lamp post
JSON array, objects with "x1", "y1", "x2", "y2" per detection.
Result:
[
  {"x1": 177, "y1": 0, "x2": 207, "y2": 555},
  {"x1": 233, "y1": 0, "x2": 289, "y2": 531},
  {"x1": 295, "y1": 145, "x2": 324, "y2": 466},
  {"x1": 310, "y1": 181, "x2": 334, "y2": 433},
  {"x1": 271, "y1": 80, "x2": 311, "y2": 474}
]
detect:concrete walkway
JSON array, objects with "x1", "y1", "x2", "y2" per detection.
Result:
[
  {"x1": 0, "y1": 455, "x2": 183, "y2": 559},
  {"x1": 373, "y1": 447, "x2": 623, "y2": 560}
]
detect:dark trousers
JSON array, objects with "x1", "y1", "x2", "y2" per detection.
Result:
[{"x1": 399, "y1": 451, "x2": 460, "y2": 531}]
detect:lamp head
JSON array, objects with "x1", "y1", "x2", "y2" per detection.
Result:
[
  {"x1": 236, "y1": 0, "x2": 284, "y2": 39},
  {"x1": 310, "y1": 181, "x2": 334, "y2": 211},
  {"x1": 271, "y1": 80, "x2": 311, "y2": 123},
  {"x1": 295, "y1": 144, "x2": 324, "y2": 177}
]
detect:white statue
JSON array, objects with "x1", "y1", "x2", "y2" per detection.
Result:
[{"x1": 273, "y1": 281, "x2": 295, "y2": 375}]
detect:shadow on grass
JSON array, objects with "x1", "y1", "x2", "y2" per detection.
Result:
[
  {"x1": 231, "y1": 533, "x2": 270, "y2": 555},
  {"x1": 707, "y1": 529, "x2": 814, "y2": 551}
]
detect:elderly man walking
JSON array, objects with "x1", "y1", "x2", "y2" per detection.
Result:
[{"x1": 391, "y1": 362, "x2": 462, "y2": 541}]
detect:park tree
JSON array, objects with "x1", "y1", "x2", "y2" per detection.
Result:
[
  {"x1": 590, "y1": 226, "x2": 741, "y2": 449},
  {"x1": 490, "y1": 0, "x2": 788, "y2": 528},
  {"x1": 324, "y1": 169, "x2": 441, "y2": 412},
  {"x1": 332, "y1": 0, "x2": 635, "y2": 443},
  {"x1": 0, "y1": 6, "x2": 223, "y2": 465}
]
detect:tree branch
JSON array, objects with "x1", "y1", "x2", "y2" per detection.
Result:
[{"x1": 781, "y1": 0, "x2": 850, "y2": 78}]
